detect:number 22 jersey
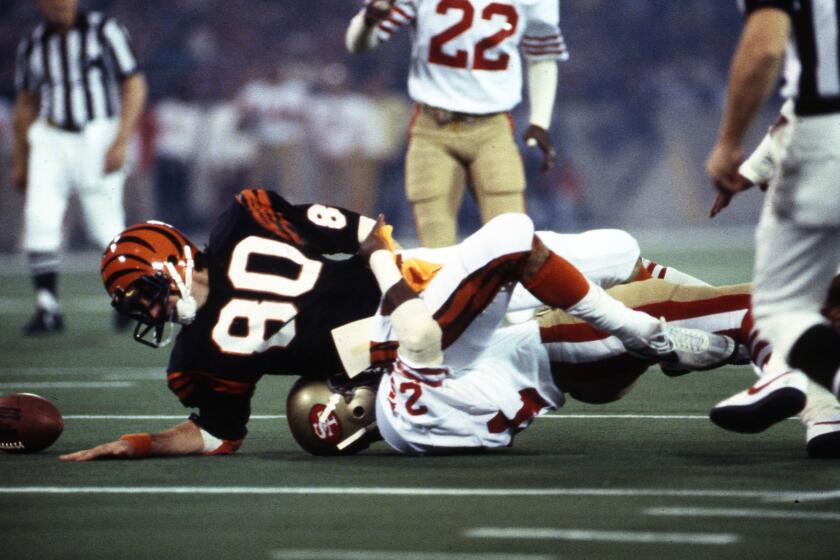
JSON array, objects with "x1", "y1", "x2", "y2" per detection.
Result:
[{"x1": 375, "y1": 0, "x2": 567, "y2": 114}]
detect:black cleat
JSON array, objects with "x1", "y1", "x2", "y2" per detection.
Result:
[{"x1": 22, "y1": 309, "x2": 64, "y2": 336}]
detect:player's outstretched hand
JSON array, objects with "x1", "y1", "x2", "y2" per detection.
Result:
[
  {"x1": 59, "y1": 439, "x2": 135, "y2": 461},
  {"x1": 364, "y1": 0, "x2": 393, "y2": 26},
  {"x1": 523, "y1": 125, "x2": 555, "y2": 175}
]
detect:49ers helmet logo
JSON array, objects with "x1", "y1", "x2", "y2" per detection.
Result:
[{"x1": 309, "y1": 405, "x2": 341, "y2": 443}]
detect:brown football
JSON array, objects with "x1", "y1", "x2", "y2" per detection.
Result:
[{"x1": 0, "y1": 393, "x2": 64, "y2": 453}]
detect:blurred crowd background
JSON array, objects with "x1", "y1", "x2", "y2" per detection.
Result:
[{"x1": 0, "y1": 0, "x2": 769, "y2": 252}]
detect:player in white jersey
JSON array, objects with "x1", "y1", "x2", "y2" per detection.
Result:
[
  {"x1": 346, "y1": 0, "x2": 567, "y2": 246},
  {"x1": 707, "y1": 0, "x2": 840, "y2": 430}
]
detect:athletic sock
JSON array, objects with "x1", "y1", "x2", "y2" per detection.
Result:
[
  {"x1": 28, "y1": 252, "x2": 60, "y2": 312},
  {"x1": 641, "y1": 258, "x2": 711, "y2": 287},
  {"x1": 523, "y1": 251, "x2": 659, "y2": 349},
  {"x1": 741, "y1": 310, "x2": 772, "y2": 374},
  {"x1": 788, "y1": 325, "x2": 840, "y2": 396}
]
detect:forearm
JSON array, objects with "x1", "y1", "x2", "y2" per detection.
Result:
[
  {"x1": 59, "y1": 419, "x2": 206, "y2": 461},
  {"x1": 12, "y1": 91, "x2": 38, "y2": 165},
  {"x1": 526, "y1": 59, "x2": 558, "y2": 129},
  {"x1": 115, "y1": 73, "x2": 148, "y2": 144},
  {"x1": 346, "y1": 12, "x2": 381, "y2": 53},
  {"x1": 717, "y1": 10, "x2": 789, "y2": 147},
  {"x1": 141, "y1": 420, "x2": 206, "y2": 456}
]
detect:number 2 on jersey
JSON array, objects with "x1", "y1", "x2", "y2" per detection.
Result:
[{"x1": 429, "y1": 0, "x2": 518, "y2": 70}]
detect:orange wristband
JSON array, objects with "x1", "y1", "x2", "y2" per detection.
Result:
[{"x1": 119, "y1": 433, "x2": 153, "y2": 457}]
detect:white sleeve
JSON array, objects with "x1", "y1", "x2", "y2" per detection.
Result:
[
  {"x1": 526, "y1": 58, "x2": 558, "y2": 128},
  {"x1": 103, "y1": 18, "x2": 140, "y2": 78}
]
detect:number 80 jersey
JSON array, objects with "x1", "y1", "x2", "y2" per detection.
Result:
[
  {"x1": 376, "y1": 0, "x2": 568, "y2": 114},
  {"x1": 167, "y1": 189, "x2": 382, "y2": 383}
]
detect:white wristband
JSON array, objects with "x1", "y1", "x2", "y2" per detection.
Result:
[
  {"x1": 369, "y1": 250, "x2": 402, "y2": 293},
  {"x1": 200, "y1": 428, "x2": 225, "y2": 454}
]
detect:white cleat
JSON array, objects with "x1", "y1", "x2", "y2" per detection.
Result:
[
  {"x1": 632, "y1": 318, "x2": 739, "y2": 375},
  {"x1": 710, "y1": 370, "x2": 808, "y2": 434},
  {"x1": 806, "y1": 415, "x2": 840, "y2": 459}
]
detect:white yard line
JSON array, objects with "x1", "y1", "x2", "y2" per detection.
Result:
[
  {"x1": 763, "y1": 490, "x2": 840, "y2": 504},
  {"x1": 0, "y1": 296, "x2": 108, "y2": 313},
  {"x1": 0, "y1": 382, "x2": 135, "y2": 389},
  {"x1": 271, "y1": 551, "x2": 555, "y2": 560},
  {"x1": 63, "y1": 414, "x2": 284, "y2": 420},
  {"x1": 2, "y1": 367, "x2": 163, "y2": 379},
  {"x1": 54, "y1": 412, "x2": 796, "y2": 422},
  {"x1": 645, "y1": 506, "x2": 840, "y2": 521},
  {"x1": 0, "y1": 487, "x2": 830, "y2": 502},
  {"x1": 466, "y1": 527, "x2": 739, "y2": 545}
]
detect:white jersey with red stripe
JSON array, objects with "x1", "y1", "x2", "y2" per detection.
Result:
[
  {"x1": 376, "y1": 0, "x2": 568, "y2": 114},
  {"x1": 376, "y1": 320, "x2": 563, "y2": 453}
]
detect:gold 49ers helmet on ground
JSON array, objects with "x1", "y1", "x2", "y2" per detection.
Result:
[
  {"x1": 286, "y1": 372, "x2": 382, "y2": 455},
  {"x1": 100, "y1": 221, "x2": 199, "y2": 348}
]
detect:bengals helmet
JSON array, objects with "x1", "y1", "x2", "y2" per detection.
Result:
[
  {"x1": 101, "y1": 221, "x2": 199, "y2": 348},
  {"x1": 286, "y1": 372, "x2": 382, "y2": 456}
]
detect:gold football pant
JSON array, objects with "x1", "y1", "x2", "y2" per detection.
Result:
[{"x1": 405, "y1": 107, "x2": 526, "y2": 247}]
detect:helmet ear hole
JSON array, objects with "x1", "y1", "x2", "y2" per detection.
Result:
[{"x1": 352, "y1": 406, "x2": 365, "y2": 418}]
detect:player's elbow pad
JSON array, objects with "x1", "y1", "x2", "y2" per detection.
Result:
[{"x1": 391, "y1": 299, "x2": 443, "y2": 366}]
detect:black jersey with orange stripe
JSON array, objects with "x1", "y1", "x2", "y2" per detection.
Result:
[{"x1": 167, "y1": 189, "x2": 381, "y2": 386}]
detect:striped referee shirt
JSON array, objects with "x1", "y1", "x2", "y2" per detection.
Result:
[
  {"x1": 14, "y1": 10, "x2": 140, "y2": 132},
  {"x1": 744, "y1": 0, "x2": 840, "y2": 115}
]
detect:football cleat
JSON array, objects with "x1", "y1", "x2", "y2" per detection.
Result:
[
  {"x1": 632, "y1": 318, "x2": 738, "y2": 374},
  {"x1": 710, "y1": 370, "x2": 808, "y2": 434},
  {"x1": 22, "y1": 309, "x2": 64, "y2": 336},
  {"x1": 805, "y1": 415, "x2": 840, "y2": 459}
]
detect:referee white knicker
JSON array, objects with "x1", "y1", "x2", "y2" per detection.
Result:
[{"x1": 13, "y1": 4, "x2": 146, "y2": 335}]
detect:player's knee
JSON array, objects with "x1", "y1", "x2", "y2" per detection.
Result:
[
  {"x1": 600, "y1": 229, "x2": 640, "y2": 262},
  {"x1": 590, "y1": 229, "x2": 641, "y2": 281},
  {"x1": 482, "y1": 213, "x2": 535, "y2": 254}
]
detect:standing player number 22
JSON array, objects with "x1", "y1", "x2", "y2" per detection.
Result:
[{"x1": 429, "y1": 0, "x2": 518, "y2": 70}]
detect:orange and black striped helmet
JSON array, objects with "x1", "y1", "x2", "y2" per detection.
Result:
[
  {"x1": 101, "y1": 221, "x2": 198, "y2": 300},
  {"x1": 101, "y1": 222, "x2": 198, "y2": 346}
]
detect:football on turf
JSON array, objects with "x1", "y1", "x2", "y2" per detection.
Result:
[{"x1": 0, "y1": 393, "x2": 64, "y2": 453}]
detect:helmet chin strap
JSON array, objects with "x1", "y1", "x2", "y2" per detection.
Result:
[{"x1": 164, "y1": 245, "x2": 198, "y2": 325}]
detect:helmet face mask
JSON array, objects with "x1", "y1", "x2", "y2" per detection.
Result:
[
  {"x1": 112, "y1": 273, "x2": 175, "y2": 348},
  {"x1": 286, "y1": 374, "x2": 382, "y2": 456}
]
